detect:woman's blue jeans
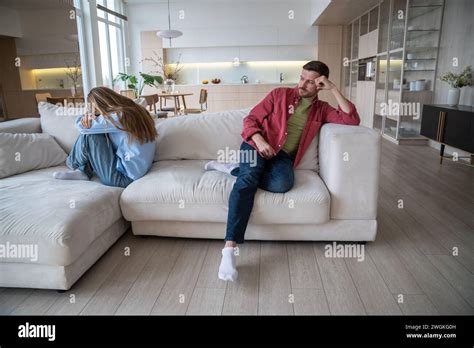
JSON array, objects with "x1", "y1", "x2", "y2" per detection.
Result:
[
  {"x1": 67, "y1": 133, "x2": 133, "y2": 188},
  {"x1": 225, "y1": 141, "x2": 295, "y2": 244}
]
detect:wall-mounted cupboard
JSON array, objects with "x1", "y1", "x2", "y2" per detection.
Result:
[{"x1": 344, "y1": 4, "x2": 380, "y2": 128}]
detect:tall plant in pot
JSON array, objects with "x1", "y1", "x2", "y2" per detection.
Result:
[
  {"x1": 142, "y1": 51, "x2": 183, "y2": 93},
  {"x1": 64, "y1": 54, "x2": 82, "y2": 97},
  {"x1": 439, "y1": 66, "x2": 472, "y2": 106},
  {"x1": 113, "y1": 72, "x2": 164, "y2": 98}
]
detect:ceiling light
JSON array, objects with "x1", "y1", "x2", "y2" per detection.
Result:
[{"x1": 156, "y1": 0, "x2": 183, "y2": 45}]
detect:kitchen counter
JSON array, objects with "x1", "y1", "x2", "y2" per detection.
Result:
[{"x1": 144, "y1": 83, "x2": 296, "y2": 113}]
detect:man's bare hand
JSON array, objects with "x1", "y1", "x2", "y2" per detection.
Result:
[
  {"x1": 314, "y1": 75, "x2": 336, "y2": 91},
  {"x1": 251, "y1": 133, "x2": 276, "y2": 159}
]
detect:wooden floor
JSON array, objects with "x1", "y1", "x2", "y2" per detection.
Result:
[{"x1": 1, "y1": 139, "x2": 473, "y2": 315}]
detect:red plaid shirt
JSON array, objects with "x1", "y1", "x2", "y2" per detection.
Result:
[{"x1": 241, "y1": 86, "x2": 360, "y2": 168}]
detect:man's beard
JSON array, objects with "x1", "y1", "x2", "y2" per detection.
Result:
[{"x1": 299, "y1": 88, "x2": 317, "y2": 98}]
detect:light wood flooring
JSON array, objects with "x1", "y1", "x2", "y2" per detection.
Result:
[{"x1": 1, "y1": 139, "x2": 473, "y2": 315}]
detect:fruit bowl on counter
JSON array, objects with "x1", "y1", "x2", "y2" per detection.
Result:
[{"x1": 211, "y1": 78, "x2": 221, "y2": 84}]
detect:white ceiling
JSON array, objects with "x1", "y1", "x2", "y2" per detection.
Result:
[{"x1": 314, "y1": 0, "x2": 381, "y2": 25}]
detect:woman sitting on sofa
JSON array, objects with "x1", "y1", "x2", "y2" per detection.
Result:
[{"x1": 53, "y1": 86, "x2": 157, "y2": 188}]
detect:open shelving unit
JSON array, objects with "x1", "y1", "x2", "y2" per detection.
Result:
[{"x1": 373, "y1": 0, "x2": 444, "y2": 144}]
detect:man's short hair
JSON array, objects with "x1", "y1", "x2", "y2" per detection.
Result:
[{"x1": 302, "y1": 61, "x2": 330, "y2": 79}]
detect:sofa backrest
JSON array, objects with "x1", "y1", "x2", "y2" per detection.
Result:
[
  {"x1": 154, "y1": 108, "x2": 319, "y2": 171},
  {"x1": 14, "y1": 102, "x2": 320, "y2": 171},
  {"x1": 0, "y1": 118, "x2": 41, "y2": 134},
  {"x1": 38, "y1": 102, "x2": 84, "y2": 153}
]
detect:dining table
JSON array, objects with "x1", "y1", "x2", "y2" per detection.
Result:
[{"x1": 159, "y1": 92, "x2": 194, "y2": 115}]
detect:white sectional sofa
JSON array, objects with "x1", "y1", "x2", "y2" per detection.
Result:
[
  {"x1": 121, "y1": 109, "x2": 381, "y2": 242},
  {"x1": 0, "y1": 104, "x2": 381, "y2": 290}
]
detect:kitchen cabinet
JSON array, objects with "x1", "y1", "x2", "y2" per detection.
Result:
[
  {"x1": 351, "y1": 19, "x2": 360, "y2": 60},
  {"x1": 359, "y1": 30, "x2": 379, "y2": 59},
  {"x1": 343, "y1": 4, "x2": 379, "y2": 105},
  {"x1": 378, "y1": 0, "x2": 391, "y2": 54},
  {"x1": 356, "y1": 81, "x2": 376, "y2": 128},
  {"x1": 369, "y1": 7, "x2": 379, "y2": 32}
]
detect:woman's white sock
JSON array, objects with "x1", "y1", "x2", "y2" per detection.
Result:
[
  {"x1": 218, "y1": 247, "x2": 238, "y2": 282},
  {"x1": 204, "y1": 160, "x2": 239, "y2": 174},
  {"x1": 53, "y1": 169, "x2": 90, "y2": 181}
]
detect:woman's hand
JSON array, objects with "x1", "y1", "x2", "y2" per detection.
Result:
[
  {"x1": 251, "y1": 133, "x2": 276, "y2": 159},
  {"x1": 80, "y1": 113, "x2": 96, "y2": 129}
]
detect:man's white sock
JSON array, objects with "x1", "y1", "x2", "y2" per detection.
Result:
[
  {"x1": 204, "y1": 160, "x2": 239, "y2": 174},
  {"x1": 53, "y1": 169, "x2": 90, "y2": 181},
  {"x1": 218, "y1": 247, "x2": 238, "y2": 281}
]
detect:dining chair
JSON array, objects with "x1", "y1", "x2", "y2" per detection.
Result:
[
  {"x1": 141, "y1": 94, "x2": 159, "y2": 113},
  {"x1": 186, "y1": 89, "x2": 208, "y2": 114},
  {"x1": 35, "y1": 93, "x2": 52, "y2": 104},
  {"x1": 141, "y1": 94, "x2": 168, "y2": 118},
  {"x1": 46, "y1": 97, "x2": 67, "y2": 106},
  {"x1": 120, "y1": 89, "x2": 136, "y2": 99}
]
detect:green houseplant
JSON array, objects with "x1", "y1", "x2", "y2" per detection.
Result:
[
  {"x1": 439, "y1": 66, "x2": 472, "y2": 106},
  {"x1": 113, "y1": 72, "x2": 164, "y2": 98}
]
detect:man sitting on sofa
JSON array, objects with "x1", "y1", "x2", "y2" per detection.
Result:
[{"x1": 212, "y1": 61, "x2": 360, "y2": 281}]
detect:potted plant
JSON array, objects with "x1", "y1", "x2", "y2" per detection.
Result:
[
  {"x1": 64, "y1": 54, "x2": 82, "y2": 97},
  {"x1": 113, "y1": 72, "x2": 164, "y2": 98},
  {"x1": 142, "y1": 52, "x2": 183, "y2": 93},
  {"x1": 439, "y1": 66, "x2": 472, "y2": 106}
]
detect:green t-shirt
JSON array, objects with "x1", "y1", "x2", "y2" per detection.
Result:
[{"x1": 282, "y1": 97, "x2": 312, "y2": 157}]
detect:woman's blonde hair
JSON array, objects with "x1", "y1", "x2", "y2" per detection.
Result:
[{"x1": 87, "y1": 86, "x2": 158, "y2": 144}]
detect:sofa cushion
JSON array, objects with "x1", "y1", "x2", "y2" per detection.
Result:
[
  {"x1": 154, "y1": 108, "x2": 319, "y2": 171},
  {"x1": 0, "y1": 133, "x2": 67, "y2": 179},
  {"x1": 120, "y1": 160, "x2": 330, "y2": 225},
  {"x1": 0, "y1": 166, "x2": 124, "y2": 266},
  {"x1": 154, "y1": 109, "x2": 249, "y2": 162},
  {"x1": 38, "y1": 102, "x2": 84, "y2": 153},
  {"x1": 0, "y1": 118, "x2": 41, "y2": 134}
]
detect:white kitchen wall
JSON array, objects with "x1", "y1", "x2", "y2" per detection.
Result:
[{"x1": 126, "y1": 0, "x2": 321, "y2": 76}]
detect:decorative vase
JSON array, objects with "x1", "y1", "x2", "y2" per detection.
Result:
[
  {"x1": 70, "y1": 85, "x2": 77, "y2": 97},
  {"x1": 164, "y1": 78, "x2": 175, "y2": 93},
  {"x1": 447, "y1": 87, "x2": 460, "y2": 106}
]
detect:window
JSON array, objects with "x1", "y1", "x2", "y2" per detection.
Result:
[
  {"x1": 73, "y1": 0, "x2": 88, "y2": 94},
  {"x1": 97, "y1": 0, "x2": 127, "y2": 89}
]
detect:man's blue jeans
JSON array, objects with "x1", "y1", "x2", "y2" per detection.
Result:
[
  {"x1": 225, "y1": 141, "x2": 295, "y2": 244},
  {"x1": 67, "y1": 133, "x2": 133, "y2": 188}
]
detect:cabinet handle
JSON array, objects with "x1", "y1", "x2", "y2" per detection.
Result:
[
  {"x1": 436, "y1": 111, "x2": 442, "y2": 141},
  {"x1": 439, "y1": 111, "x2": 446, "y2": 142}
]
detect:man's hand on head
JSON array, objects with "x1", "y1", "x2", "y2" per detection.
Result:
[{"x1": 314, "y1": 76, "x2": 336, "y2": 91}]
